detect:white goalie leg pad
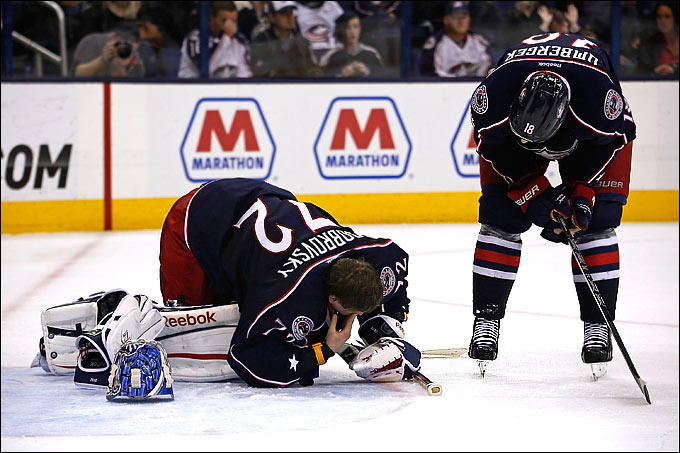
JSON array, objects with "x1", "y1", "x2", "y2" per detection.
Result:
[
  {"x1": 33, "y1": 289, "x2": 128, "y2": 375},
  {"x1": 156, "y1": 304, "x2": 240, "y2": 382}
]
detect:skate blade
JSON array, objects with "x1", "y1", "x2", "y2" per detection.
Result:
[
  {"x1": 476, "y1": 360, "x2": 489, "y2": 377},
  {"x1": 589, "y1": 362, "x2": 608, "y2": 381}
]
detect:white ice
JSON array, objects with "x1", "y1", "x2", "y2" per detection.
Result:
[{"x1": 1, "y1": 223, "x2": 678, "y2": 451}]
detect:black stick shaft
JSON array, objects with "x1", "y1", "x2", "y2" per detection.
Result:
[{"x1": 559, "y1": 218, "x2": 651, "y2": 404}]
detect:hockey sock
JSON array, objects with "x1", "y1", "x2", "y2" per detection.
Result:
[
  {"x1": 573, "y1": 230, "x2": 619, "y2": 322},
  {"x1": 472, "y1": 225, "x2": 522, "y2": 319}
]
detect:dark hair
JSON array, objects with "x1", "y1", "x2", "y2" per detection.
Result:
[
  {"x1": 326, "y1": 257, "x2": 382, "y2": 313},
  {"x1": 212, "y1": 1, "x2": 236, "y2": 16},
  {"x1": 334, "y1": 11, "x2": 360, "y2": 43}
]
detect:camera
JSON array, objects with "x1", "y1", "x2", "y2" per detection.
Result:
[{"x1": 114, "y1": 40, "x2": 132, "y2": 59}]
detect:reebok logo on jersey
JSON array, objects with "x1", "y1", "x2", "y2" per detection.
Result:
[{"x1": 164, "y1": 310, "x2": 217, "y2": 327}]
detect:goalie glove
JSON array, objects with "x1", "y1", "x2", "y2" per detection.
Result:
[
  {"x1": 74, "y1": 294, "x2": 165, "y2": 388},
  {"x1": 349, "y1": 337, "x2": 421, "y2": 382}
]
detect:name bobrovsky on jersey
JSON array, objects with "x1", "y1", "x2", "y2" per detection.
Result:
[{"x1": 277, "y1": 228, "x2": 364, "y2": 278}]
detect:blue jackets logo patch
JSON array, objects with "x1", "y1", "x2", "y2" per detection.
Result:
[{"x1": 604, "y1": 89, "x2": 623, "y2": 120}]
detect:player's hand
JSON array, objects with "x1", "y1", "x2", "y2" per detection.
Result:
[
  {"x1": 508, "y1": 176, "x2": 571, "y2": 229},
  {"x1": 540, "y1": 183, "x2": 595, "y2": 243},
  {"x1": 326, "y1": 313, "x2": 356, "y2": 352}
]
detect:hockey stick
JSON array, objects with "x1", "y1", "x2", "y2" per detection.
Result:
[
  {"x1": 558, "y1": 217, "x2": 651, "y2": 404},
  {"x1": 339, "y1": 343, "x2": 442, "y2": 396},
  {"x1": 413, "y1": 371, "x2": 442, "y2": 396},
  {"x1": 422, "y1": 348, "x2": 468, "y2": 359}
]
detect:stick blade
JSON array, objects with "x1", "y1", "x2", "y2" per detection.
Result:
[{"x1": 637, "y1": 378, "x2": 652, "y2": 404}]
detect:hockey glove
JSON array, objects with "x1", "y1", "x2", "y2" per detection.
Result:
[
  {"x1": 508, "y1": 176, "x2": 572, "y2": 229},
  {"x1": 540, "y1": 183, "x2": 595, "y2": 244},
  {"x1": 350, "y1": 337, "x2": 421, "y2": 382}
]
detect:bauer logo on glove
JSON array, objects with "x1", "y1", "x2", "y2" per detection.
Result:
[{"x1": 349, "y1": 337, "x2": 421, "y2": 382}]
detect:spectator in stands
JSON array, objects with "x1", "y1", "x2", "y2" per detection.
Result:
[
  {"x1": 499, "y1": 1, "x2": 544, "y2": 49},
  {"x1": 637, "y1": 1, "x2": 679, "y2": 76},
  {"x1": 79, "y1": 1, "x2": 143, "y2": 38},
  {"x1": 419, "y1": 1, "x2": 491, "y2": 78},
  {"x1": 133, "y1": 3, "x2": 182, "y2": 77},
  {"x1": 294, "y1": 1, "x2": 346, "y2": 62},
  {"x1": 250, "y1": 1, "x2": 320, "y2": 77},
  {"x1": 71, "y1": 23, "x2": 153, "y2": 77},
  {"x1": 237, "y1": 1, "x2": 268, "y2": 41},
  {"x1": 178, "y1": 1, "x2": 252, "y2": 78},
  {"x1": 319, "y1": 11, "x2": 385, "y2": 77},
  {"x1": 537, "y1": 4, "x2": 581, "y2": 35},
  {"x1": 339, "y1": 1, "x2": 402, "y2": 76}
]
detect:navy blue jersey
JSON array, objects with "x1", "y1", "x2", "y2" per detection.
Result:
[
  {"x1": 185, "y1": 178, "x2": 410, "y2": 387},
  {"x1": 470, "y1": 33, "x2": 636, "y2": 187}
]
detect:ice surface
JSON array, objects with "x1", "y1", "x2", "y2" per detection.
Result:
[{"x1": 2, "y1": 223, "x2": 678, "y2": 451}]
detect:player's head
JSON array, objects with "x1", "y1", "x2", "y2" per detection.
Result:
[
  {"x1": 326, "y1": 258, "x2": 382, "y2": 314},
  {"x1": 509, "y1": 71, "x2": 570, "y2": 143}
]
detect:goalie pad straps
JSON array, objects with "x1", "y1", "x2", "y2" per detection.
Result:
[
  {"x1": 358, "y1": 314, "x2": 405, "y2": 345},
  {"x1": 33, "y1": 289, "x2": 129, "y2": 375},
  {"x1": 156, "y1": 303, "x2": 241, "y2": 382}
]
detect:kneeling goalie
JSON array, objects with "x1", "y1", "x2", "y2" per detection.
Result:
[{"x1": 32, "y1": 178, "x2": 423, "y2": 394}]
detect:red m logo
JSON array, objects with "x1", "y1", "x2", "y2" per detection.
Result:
[
  {"x1": 330, "y1": 108, "x2": 395, "y2": 150},
  {"x1": 196, "y1": 110, "x2": 260, "y2": 152}
]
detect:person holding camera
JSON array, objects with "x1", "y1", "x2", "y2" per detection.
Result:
[{"x1": 72, "y1": 25, "x2": 153, "y2": 77}]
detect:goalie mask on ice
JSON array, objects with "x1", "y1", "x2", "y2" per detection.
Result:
[
  {"x1": 349, "y1": 337, "x2": 421, "y2": 382},
  {"x1": 106, "y1": 340, "x2": 174, "y2": 400}
]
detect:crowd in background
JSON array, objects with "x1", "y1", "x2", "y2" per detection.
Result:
[{"x1": 2, "y1": 1, "x2": 678, "y2": 79}]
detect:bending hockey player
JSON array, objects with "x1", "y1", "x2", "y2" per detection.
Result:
[
  {"x1": 159, "y1": 177, "x2": 421, "y2": 387},
  {"x1": 468, "y1": 32, "x2": 636, "y2": 378},
  {"x1": 34, "y1": 178, "x2": 422, "y2": 390}
]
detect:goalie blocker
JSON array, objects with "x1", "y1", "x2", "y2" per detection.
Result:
[{"x1": 33, "y1": 290, "x2": 242, "y2": 386}]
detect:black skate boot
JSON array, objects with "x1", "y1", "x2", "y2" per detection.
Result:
[
  {"x1": 581, "y1": 322, "x2": 612, "y2": 380},
  {"x1": 468, "y1": 317, "x2": 500, "y2": 377}
]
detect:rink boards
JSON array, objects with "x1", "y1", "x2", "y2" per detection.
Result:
[{"x1": 1, "y1": 80, "x2": 678, "y2": 233}]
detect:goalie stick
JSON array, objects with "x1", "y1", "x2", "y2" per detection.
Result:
[
  {"x1": 558, "y1": 217, "x2": 651, "y2": 405},
  {"x1": 421, "y1": 348, "x2": 468, "y2": 359},
  {"x1": 339, "y1": 343, "x2": 442, "y2": 396}
]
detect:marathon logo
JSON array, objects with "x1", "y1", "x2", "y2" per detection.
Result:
[
  {"x1": 179, "y1": 98, "x2": 276, "y2": 182},
  {"x1": 449, "y1": 100, "x2": 480, "y2": 177},
  {"x1": 164, "y1": 310, "x2": 217, "y2": 327},
  {"x1": 314, "y1": 97, "x2": 412, "y2": 179},
  {"x1": 277, "y1": 228, "x2": 363, "y2": 278}
]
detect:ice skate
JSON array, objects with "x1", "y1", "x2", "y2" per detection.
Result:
[
  {"x1": 468, "y1": 317, "x2": 500, "y2": 377},
  {"x1": 581, "y1": 322, "x2": 612, "y2": 381}
]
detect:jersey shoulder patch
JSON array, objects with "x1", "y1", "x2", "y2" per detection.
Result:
[
  {"x1": 603, "y1": 89, "x2": 623, "y2": 120},
  {"x1": 471, "y1": 85, "x2": 489, "y2": 114}
]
